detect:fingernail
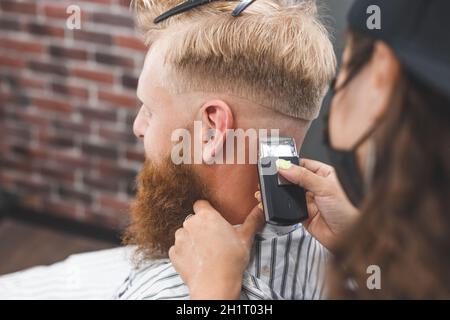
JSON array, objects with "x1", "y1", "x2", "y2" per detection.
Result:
[
  {"x1": 254, "y1": 191, "x2": 260, "y2": 199},
  {"x1": 258, "y1": 202, "x2": 263, "y2": 210},
  {"x1": 276, "y1": 159, "x2": 292, "y2": 170}
]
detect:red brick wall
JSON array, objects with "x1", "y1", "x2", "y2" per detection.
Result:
[{"x1": 0, "y1": 0, "x2": 147, "y2": 229}]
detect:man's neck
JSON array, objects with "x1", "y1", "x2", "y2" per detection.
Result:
[{"x1": 198, "y1": 164, "x2": 259, "y2": 225}]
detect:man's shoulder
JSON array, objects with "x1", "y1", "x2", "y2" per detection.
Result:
[{"x1": 115, "y1": 259, "x2": 189, "y2": 300}]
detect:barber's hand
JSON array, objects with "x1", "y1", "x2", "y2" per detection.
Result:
[
  {"x1": 274, "y1": 158, "x2": 359, "y2": 251},
  {"x1": 169, "y1": 200, "x2": 264, "y2": 300}
]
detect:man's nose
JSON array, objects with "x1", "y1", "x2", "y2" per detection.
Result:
[{"x1": 133, "y1": 109, "x2": 145, "y2": 139}]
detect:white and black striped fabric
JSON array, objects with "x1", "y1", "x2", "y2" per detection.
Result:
[
  {"x1": 115, "y1": 224, "x2": 329, "y2": 300},
  {"x1": 0, "y1": 247, "x2": 135, "y2": 300},
  {"x1": 0, "y1": 225, "x2": 328, "y2": 300}
]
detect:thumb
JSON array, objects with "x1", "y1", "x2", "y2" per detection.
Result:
[
  {"x1": 237, "y1": 205, "x2": 265, "y2": 244},
  {"x1": 277, "y1": 161, "x2": 326, "y2": 195}
]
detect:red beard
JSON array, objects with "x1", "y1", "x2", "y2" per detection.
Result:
[{"x1": 123, "y1": 157, "x2": 210, "y2": 262}]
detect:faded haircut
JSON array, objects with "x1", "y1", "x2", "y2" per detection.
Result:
[{"x1": 132, "y1": 0, "x2": 336, "y2": 120}]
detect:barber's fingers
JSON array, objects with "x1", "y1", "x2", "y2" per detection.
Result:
[
  {"x1": 237, "y1": 205, "x2": 264, "y2": 245},
  {"x1": 300, "y1": 158, "x2": 334, "y2": 178},
  {"x1": 184, "y1": 200, "x2": 230, "y2": 234},
  {"x1": 169, "y1": 227, "x2": 193, "y2": 274},
  {"x1": 277, "y1": 162, "x2": 327, "y2": 195},
  {"x1": 169, "y1": 242, "x2": 191, "y2": 285},
  {"x1": 174, "y1": 227, "x2": 189, "y2": 241},
  {"x1": 193, "y1": 200, "x2": 221, "y2": 218},
  {"x1": 254, "y1": 191, "x2": 261, "y2": 202},
  {"x1": 186, "y1": 200, "x2": 222, "y2": 228},
  {"x1": 302, "y1": 191, "x2": 320, "y2": 229}
]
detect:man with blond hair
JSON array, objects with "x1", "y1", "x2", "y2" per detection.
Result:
[
  {"x1": 115, "y1": 0, "x2": 336, "y2": 300},
  {"x1": 0, "y1": 0, "x2": 336, "y2": 300}
]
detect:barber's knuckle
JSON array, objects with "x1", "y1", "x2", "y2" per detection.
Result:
[
  {"x1": 175, "y1": 228, "x2": 184, "y2": 240},
  {"x1": 194, "y1": 200, "x2": 207, "y2": 211},
  {"x1": 196, "y1": 208, "x2": 208, "y2": 219},
  {"x1": 297, "y1": 166, "x2": 307, "y2": 183},
  {"x1": 328, "y1": 165, "x2": 336, "y2": 175},
  {"x1": 168, "y1": 245, "x2": 176, "y2": 258},
  {"x1": 182, "y1": 218, "x2": 192, "y2": 229}
]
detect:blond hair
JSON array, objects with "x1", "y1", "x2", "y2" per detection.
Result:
[{"x1": 132, "y1": 0, "x2": 336, "y2": 120}]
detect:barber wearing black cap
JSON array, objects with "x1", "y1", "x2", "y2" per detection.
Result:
[{"x1": 170, "y1": 0, "x2": 450, "y2": 299}]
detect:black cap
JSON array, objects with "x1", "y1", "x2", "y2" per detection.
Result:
[{"x1": 348, "y1": 0, "x2": 450, "y2": 101}]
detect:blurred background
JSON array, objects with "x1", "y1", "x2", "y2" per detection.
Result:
[{"x1": 0, "y1": 0, "x2": 353, "y2": 275}]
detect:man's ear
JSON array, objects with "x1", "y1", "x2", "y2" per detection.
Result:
[{"x1": 199, "y1": 100, "x2": 234, "y2": 163}]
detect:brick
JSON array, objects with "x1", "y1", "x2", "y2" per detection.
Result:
[
  {"x1": 49, "y1": 45, "x2": 88, "y2": 60},
  {"x1": 98, "y1": 127, "x2": 136, "y2": 144},
  {"x1": 126, "y1": 178, "x2": 138, "y2": 196},
  {"x1": 95, "y1": 52, "x2": 134, "y2": 68},
  {"x1": 53, "y1": 119, "x2": 91, "y2": 135},
  {"x1": 58, "y1": 186, "x2": 93, "y2": 204},
  {"x1": 98, "y1": 195, "x2": 130, "y2": 212},
  {"x1": 39, "y1": 132, "x2": 75, "y2": 149},
  {"x1": 118, "y1": 0, "x2": 133, "y2": 8},
  {"x1": 0, "y1": 55, "x2": 25, "y2": 68},
  {"x1": 26, "y1": 22, "x2": 65, "y2": 38},
  {"x1": 19, "y1": 112, "x2": 50, "y2": 127},
  {"x1": 10, "y1": 94, "x2": 30, "y2": 107},
  {"x1": 0, "y1": 156, "x2": 33, "y2": 174},
  {"x1": 3, "y1": 126, "x2": 31, "y2": 140},
  {"x1": 0, "y1": 0, "x2": 150, "y2": 230},
  {"x1": 125, "y1": 111, "x2": 139, "y2": 126},
  {"x1": 78, "y1": 106, "x2": 117, "y2": 122},
  {"x1": 28, "y1": 146, "x2": 48, "y2": 161},
  {"x1": 78, "y1": 0, "x2": 112, "y2": 5},
  {"x1": 14, "y1": 177, "x2": 51, "y2": 195},
  {"x1": 19, "y1": 75, "x2": 46, "y2": 90},
  {"x1": 43, "y1": 4, "x2": 70, "y2": 19},
  {"x1": 73, "y1": 30, "x2": 112, "y2": 45},
  {"x1": 50, "y1": 151, "x2": 91, "y2": 170},
  {"x1": 44, "y1": 4, "x2": 88, "y2": 20},
  {"x1": 0, "y1": 92, "x2": 13, "y2": 105},
  {"x1": 125, "y1": 149, "x2": 145, "y2": 163},
  {"x1": 1, "y1": 109, "x2": 18, "y2": 122},
  {"x1": 39, "y1": 165, "x2": 75, "y2": 183},
  {"x1": 10, "y1": 145, "x2": 29, "y2": 158},
  {"x1": 83, "y1": 175, "x2": 119, "y2": 193},
  {"x1": 0, "y1": 38, "x2": 44, "y2": 54},
  {"x1": 28, "y1": 60, "x2": 68, "y2": 76},
  {"x1": 32, "y1": 97, "x2": 73, "y2": 113},
  {"x1": 115, "y1": 35, "x2": 147, "y2": 51},
  {"x1": 0, "y1": 89, "x2": 30, "y2": 107},
  {"x1": 81, "y1": 142, "x2": 118, "y2": 159},
  {"x1": 0, "y1": 19, "x2": 21, "y2": 31},
  {"x1": 98, "y1": 90, "x2": 138, "y2": 109},
  {"x1": 46, "y1": 201, "x2": 79, "y2": 219},
  {"x1": 91, "y1": 12, "x2": 134, "y2": 28},
  {"x1": 72, "y1": 67, "x2": 114, "y2": 84},
  {"x1": 96, "y1": 161, "x2": 137, "y2": 181},
  {"x1": 84, "y1": 210, "x2": 126, "y2": 230},
  {"x1": 51, "y1": 82, "x2": 89, "y2": 99},
  {"x1": 121, "y1": 74, "x2": 139, "y2": 90},
  {"x1": 0, "y1": 1, "x2": 37, "y2": 15}
]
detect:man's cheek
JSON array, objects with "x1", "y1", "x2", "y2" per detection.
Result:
[{"x1": 143, "y1": 132, "x2": 171, "y2": 163}]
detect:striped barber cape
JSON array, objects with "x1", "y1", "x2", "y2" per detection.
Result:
[{"x1": 115, "y1": 224, "x2": 329, "y2": 300}]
